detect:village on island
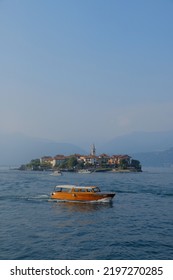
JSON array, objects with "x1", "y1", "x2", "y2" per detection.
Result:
[{"x1": 19, "y1": 144, "x2": 142, "y2": 173}]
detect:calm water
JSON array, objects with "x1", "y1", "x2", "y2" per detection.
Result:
[{"x1": 0, "y1": 167, "x2": 173, "y2": 260}]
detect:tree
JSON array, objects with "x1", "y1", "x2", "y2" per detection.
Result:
[
  {"x1": 26, "y1": 158, "x2": 41, "y2": 170},
  {"x1": 30, "y1": 159, "x2": 40, "y2": 166},
  {"x1": 119, "y1": 159, "x2": 128, "y2": 169},
  {"x1": 67, "y1": 156, "x2": 78, "y2": 169},
  {"x1": 130, "y1": 159, "x2": 142, "y2": 171}
]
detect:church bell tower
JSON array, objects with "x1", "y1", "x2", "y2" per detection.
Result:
[{"x1": 90, "y1": 144, "x2": 96, "y2": 156}]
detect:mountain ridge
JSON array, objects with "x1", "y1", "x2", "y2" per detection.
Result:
[
  {"x1": 98, "y1": 130, "x2": 173, "y2": 154},
  {"x1": 131, "y1": 147, "x2": 173, "y2": 167},
  {"x1": 0, "y1": 133, "x2": 86, "y2": 165}
]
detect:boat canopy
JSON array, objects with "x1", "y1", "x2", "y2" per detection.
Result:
[
  {"x1": 55, "y1": 185, "x2": 97, "y2": 189},
  {"x1": 54, "y1": 185, "x2": 100, "y2": 192}
]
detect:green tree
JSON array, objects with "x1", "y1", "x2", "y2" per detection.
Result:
[
  {"x1": 130, "y1": 159, "x2": 142, "y2": 171},
  {"x1": 30, "y1": 159, "x2": 40, "y2": 166},
  {"x1": 67, "y1": 156, "x2": 78, "y2": 169},
  {"x1": 26, "y1": 158, "x2": 40, "y2": 169},
  {"x1": 119, "y1": 159, "x2": 128, "y2": 169},
  {"x1": 59, "y1": 160, "x2": 68, "y2": 169}
]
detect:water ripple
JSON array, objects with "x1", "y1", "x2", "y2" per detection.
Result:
[{"x1": 0, "y1": 168, "x2": 173, "y2": 259}]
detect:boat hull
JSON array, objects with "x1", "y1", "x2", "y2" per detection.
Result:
[{"x1": 50, "y1": 192, "x2": 115, "y2": 202}]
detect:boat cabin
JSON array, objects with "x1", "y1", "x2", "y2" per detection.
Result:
[{"x1": 53, "y1": 185, "x2": 101, "y2": 193}]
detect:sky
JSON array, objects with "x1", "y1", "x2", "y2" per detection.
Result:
[{"x1": 0, "y1": 0, "x2": 173, "y2": 148}]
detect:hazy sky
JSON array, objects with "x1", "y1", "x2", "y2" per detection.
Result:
[{"x1": 1, "y1": 0, "x2": 173, "y2": 147}]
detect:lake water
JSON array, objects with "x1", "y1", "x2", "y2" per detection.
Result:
[{"x1": 0, "y1": 167, "x2": 173, "y2": 260}]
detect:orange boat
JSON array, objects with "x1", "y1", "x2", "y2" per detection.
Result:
[{"x1": 50, "y1": 185, "x2": 115, "y2": 202}]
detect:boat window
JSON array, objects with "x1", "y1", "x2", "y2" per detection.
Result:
[
  {"x1": 74, "y1": 188, "x2": 87, "y2": 192},
  {"x1": 93, "y1": 187, "x2": 100, "y2": 192},
  {"x1": 61, "y1": 188, "x2": 70, "y2": 192},
  {"x1": 55, "y1": 188, "x2": 62, "y2": 192}
]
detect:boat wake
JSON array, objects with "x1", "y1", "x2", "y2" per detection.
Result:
[
  {"x1": 26, "y1": 194, "x2": 50, "y2": 201},
  {"x1": 49, "y1": 198, "x2": 113, "y2": 204},
  {"x1": 0, "y1": 194, "x2": 50, "y2": 203}
]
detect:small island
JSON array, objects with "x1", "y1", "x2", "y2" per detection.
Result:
[{"x1": 19, "y1": 144, "x2": 142, "y2": 173}]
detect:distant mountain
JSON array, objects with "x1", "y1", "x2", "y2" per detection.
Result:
[
  {"x1": 98, "y1": 130, "x2": 173, "y2": 154},
  {"x1": 1, "y1": 130, "x2": 173, "y2": 167},
  {"x1": 132, "y1": 147, "x2": 173, "y2": 167},
  {"x1": 0, "y1": 133, "x2": 86, "y2": 166}
]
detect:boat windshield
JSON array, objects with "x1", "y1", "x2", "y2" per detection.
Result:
[{"x1": 92, "y1": 187, "x2": 100, "y2": 192}]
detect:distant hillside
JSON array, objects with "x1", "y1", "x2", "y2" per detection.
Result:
[
  {"x1": 131, "y1": 147, "x2": 173, "y2": 167},
  {"x1": 1, "y1": 130, "x2": 173, "y2": 167},
  {"x1": 0, "y1": 133, "x2": 86, "y2": 166},
  {"x1": 98, "y1": 130, "x2": 173, "y2": 154}
]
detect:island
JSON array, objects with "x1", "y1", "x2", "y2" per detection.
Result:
[{"x1": 19, "y1": 146, "x2": 142, "y2": 173}]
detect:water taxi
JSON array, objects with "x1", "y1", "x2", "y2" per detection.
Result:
[{"x1": 50, "y1": 185, "x2": 115, "y2": 202}]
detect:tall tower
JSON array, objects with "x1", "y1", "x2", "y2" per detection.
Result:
[{"x1": 90, "y1": 144, "x2": 96, "y2": 156}]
